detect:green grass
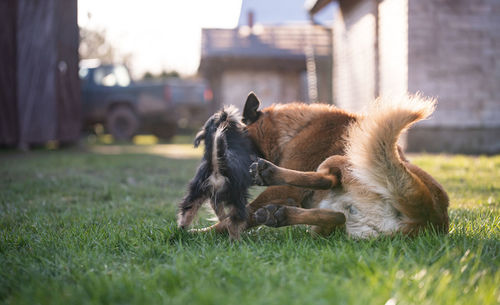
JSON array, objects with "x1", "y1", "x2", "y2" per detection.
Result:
[{"x1": 1, "y1": 147, "x2": 499, "y2": 305}]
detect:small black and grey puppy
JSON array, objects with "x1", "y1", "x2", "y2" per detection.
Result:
[{"x1": 177, "y1": 106, "x2": 257, "y2": 239}]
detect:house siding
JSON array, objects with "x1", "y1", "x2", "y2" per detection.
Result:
[
  {"x1": 333, "y1": 0, "x2": 377, "y2": 111},
  {"x1": 378, "y1": 0, "x2": 408, "y2": 97},
  {"x1": 221, "y1": 70, "x2": 303, "y2": 109}
]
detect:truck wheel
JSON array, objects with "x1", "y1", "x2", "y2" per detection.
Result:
[
  {"x1": 152, "y1": 122, "x2": 177, "y2": 141},
  {"x1": 106, "y1": 105, "x2": 139, "y2": 141}
]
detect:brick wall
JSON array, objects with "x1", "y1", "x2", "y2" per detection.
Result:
[
  {"x1": 408, "y1": 0, "x2": 500, "y2": 129},
  {"x1": 407, "y1": 0, "x2": 500, "y2": 153},
  {"x1": 332, "y1": 0, "x2": 500, "y2": 153}
]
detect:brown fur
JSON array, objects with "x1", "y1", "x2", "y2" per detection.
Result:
[{"x1": 203, "y1": 93, "x2": 449, "y2": 237}]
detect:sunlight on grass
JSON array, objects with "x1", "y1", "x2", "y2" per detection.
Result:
[
  {"x1": 87, "y1": 134, "x2": 159, "y2": 145},
  {"x1": 133, "y1": 135, "x2": 159, "y2": 145},
  {"x1": 89, "y1": 143, "x2": 203, "y2": 159},
  {"x1": 84, "y1": 134, "x2": 203, "y2": 159},
  {"x1": 410, "y1": 154, "x2": 500, "y2": 209},
  {"x1": 99, "y1": 134, "x2": 114, "y2": 144}
]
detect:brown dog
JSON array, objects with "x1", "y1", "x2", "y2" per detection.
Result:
[{"x1": 200, "y1": 93, "x2": 449, "y2": 238}]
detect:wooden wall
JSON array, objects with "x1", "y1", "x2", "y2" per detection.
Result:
[
  {"x1": 0, "y1": 0, "x2": 81, "y2": 147},
  {"x1": 56, "y1": 0, "x2": 81, "y2": 142},
  {"x1": 0, "y1": 0, "x2": 19, "y2": 146}
]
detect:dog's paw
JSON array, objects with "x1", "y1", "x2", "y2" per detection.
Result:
[
  {"x1": 254, "y1": 205, "x2": 288, "y2": 227},
  {"x1": 249, "y1": 158, "x2": 277, "y2": 186}
]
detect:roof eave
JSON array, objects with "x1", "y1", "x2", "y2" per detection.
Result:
[{"x1": 306, "y1": 0, "x2": 334, "y2": 15}]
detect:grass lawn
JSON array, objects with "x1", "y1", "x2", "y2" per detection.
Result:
[{"x1": 1, "y1": 144, "x2": 499, "y2": 305}]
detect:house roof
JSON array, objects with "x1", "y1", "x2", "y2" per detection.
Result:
[
  {"x1": 305, "y1": 0, "x2": 334, "y2": 15},
  {"x1": 200, "y1": 25, "x2": 331, "y2": 72}
]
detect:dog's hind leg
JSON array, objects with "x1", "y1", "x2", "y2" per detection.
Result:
[
  {"x1": 189, "y1": 218, "x2": 230, "y2": 234},
  {"x1": 254, "y1": 205, "x2": 346, "y2": 236}
]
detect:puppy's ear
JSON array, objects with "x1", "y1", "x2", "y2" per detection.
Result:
[
  {"x1": 243, "y1": 92, "x2": 262, "y2": 124},
  {"x1": 193, "y1": 129, "x2": 205, "y2": 147}
]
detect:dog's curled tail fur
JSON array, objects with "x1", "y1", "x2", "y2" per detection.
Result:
[{"x1": 345, "y1": 94, "x2": 436, "y2": 213}]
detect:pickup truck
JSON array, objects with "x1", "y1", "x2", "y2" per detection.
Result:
[{"x1": 79, "y1": 61, "x2": 212, "y2": 140}]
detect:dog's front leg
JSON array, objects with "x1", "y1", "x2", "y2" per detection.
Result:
[
  {"x1": 191, "y1": 194, "x2": 300, "y2": 235},
  {"x1": 191, "y1": 184, "x2": 310, "y2": 235},
  {"x1": 254, "y1": 205, "x2": 346, "y2": 236},
  {"x1": 250, "y1": 158, "x2": 340, "y2": 189}
]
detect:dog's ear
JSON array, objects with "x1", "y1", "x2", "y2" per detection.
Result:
[
  {"x1": 193, "y1": 129, "x2": 205, "y2": 148},
  {"x1": 243, "y1": 92, "x2": 262, "y2": 124}
]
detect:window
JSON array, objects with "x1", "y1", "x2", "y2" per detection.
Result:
[{"x1": 93, "y1": 65, "x2": 131, "y2": 87}]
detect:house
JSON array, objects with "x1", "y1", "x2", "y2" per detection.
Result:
[
  {"x1": 308, "y1": 0, "x2": 500, "y2": 154},
  {"x1": 0, "y1": 0, "x2": 80, "y2": 149},
  {"x1": 199, "y1": 17, "x2": 333, "y2": 111}
]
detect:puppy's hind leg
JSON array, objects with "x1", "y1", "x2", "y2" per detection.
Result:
[
  {"x1": 192, "y1": 188, "x2": 302, "y2": 234},
  {"x1": 178, "y1": 161, "x2": 211, "y2": 229},
  {"x1": 210, "y1": 199, "x2": 228, "y2": 221},
  {"x1": 227, "y1": 196, "x2": 249, "y2": 241}
]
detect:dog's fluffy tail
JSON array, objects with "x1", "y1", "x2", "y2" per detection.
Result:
[{"x1": 345, "y1": 94, "x2": 435, "y2": 204}]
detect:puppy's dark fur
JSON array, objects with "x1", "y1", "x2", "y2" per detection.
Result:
[{"x1": 177, "y1": 106, "x2": 257, "y2": 239}]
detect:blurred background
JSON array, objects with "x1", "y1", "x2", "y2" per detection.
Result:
[{"x1": 0, "y1": 0, "x2": 499, "y2": 154}]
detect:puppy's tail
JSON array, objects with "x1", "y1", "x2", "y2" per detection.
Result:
[
  {"x1": 214, "y1": 124, "x2": 228, "y2": 169},
  {"x1": 213, "y1": 106, "x2": 241, "y2": 168},
  {"x1": 345, "y1": 95, "x2": 442, "y2": 227}
]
